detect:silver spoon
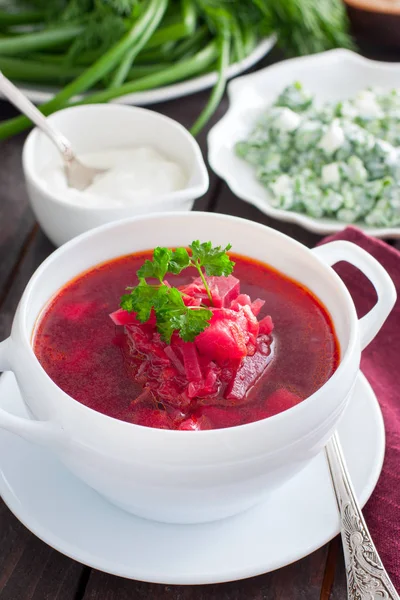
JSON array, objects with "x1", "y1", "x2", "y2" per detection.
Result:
[
  {"x1": 0, "y1": 71, "x2": 107, "y2": 191},
  {"x1": 325, "y1": 432, "x2": 399, "y2": 599}
]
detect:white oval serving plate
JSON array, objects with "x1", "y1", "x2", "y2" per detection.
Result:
[
  {"x1": 208, "y1": 49, "x2": 400, "y2": 239},
  {"x1": 2, "y1": 38, "x2": 275, "y2": 106},
  {"x1": 0, "y1": 371, "x2": 384, "y2": 584}
]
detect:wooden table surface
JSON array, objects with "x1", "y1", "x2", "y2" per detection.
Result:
[{"x1": 1, "y1": 45, "x2": 399, "y2": 600}]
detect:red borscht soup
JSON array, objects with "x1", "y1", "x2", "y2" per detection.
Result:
[{"x1": 33, "y1": 251, "x2": 339, "y2": 430}]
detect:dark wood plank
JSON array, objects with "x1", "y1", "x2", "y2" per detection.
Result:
[
  {"x1": 327, "y1": 545, "x2": 347, "y2": 599},
  {"x1": 212, "y1": 183, "x2": 323, "y2": 249},
  {"x1": 82, "y1": 547, "x2": 328, "y2": 600},
  {"x1": 319, "y1": 538, "x2": 341, "y2": 600},
  {"x1": 0, "y1": 226, "x2": 53, "y2": 338},
  {"x1": 0, "y1": 102, "x2": 36, "y2": 303},
  {"x1": 0, "y1": 499, "x2": 84, "y2": 600}
]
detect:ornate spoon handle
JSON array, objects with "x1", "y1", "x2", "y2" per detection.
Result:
[{"x1": 325, "y1": 433, "x2": 399, "y2": 600}]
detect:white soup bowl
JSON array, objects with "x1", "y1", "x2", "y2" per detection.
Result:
[{"x1": 0, "y1": 212, "x2": 396, "y2": 523}]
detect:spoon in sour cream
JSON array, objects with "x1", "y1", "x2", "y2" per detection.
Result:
[{"x1": 0, "y1": 71, "x2": 107, "y2": 191}]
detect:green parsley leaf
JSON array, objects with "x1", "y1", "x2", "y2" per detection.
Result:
[
  {"x1": 175, "y1": 307, "x2": 213, "y2": 342},
  {"x1": 189, "y1": 240, "x2": 235, "y2": 277},
  {"x1": 168, "y1": 247, "x2": 190, "y2": 274},
  {"x1": 154, "y1": 287, "x2": 212, "y2": 343},
  {"x1": 154, "y1": 287, "x2": 185, "y2": 343},
  {"x1": 120, "y1": 281, "x2": 160, "y2": 322},
  {"x1": 137, "y1": 247, "x2": 172, "y2": 282}
]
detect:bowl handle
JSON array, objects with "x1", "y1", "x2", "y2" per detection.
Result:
[
  {"x1": 312, "y1": 240, "x2": 396, "y2": 350},
  {"x1": 0, "y1": 338, "x2": 69, "y2": 449}
]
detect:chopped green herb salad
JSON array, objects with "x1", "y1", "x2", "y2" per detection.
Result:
[{"x1": 236, "y1": 83, "x2": 400, "y2": 227}]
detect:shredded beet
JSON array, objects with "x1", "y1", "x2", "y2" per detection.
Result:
[{"x1": 109, "y1": 275, "x2": 275, "y2": 429}]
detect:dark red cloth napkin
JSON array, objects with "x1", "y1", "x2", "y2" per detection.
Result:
[{"x1": 320, "y1": 226, "x2": 400, "y2": 587}]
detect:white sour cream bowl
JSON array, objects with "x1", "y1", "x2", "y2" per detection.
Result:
[{"x1": 23, "y1": 105, "x2": 209, "y2": 247}]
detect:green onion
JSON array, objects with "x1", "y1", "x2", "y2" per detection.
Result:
[
  {"x1": 0, "y1": 10, "x2": 45, "y2": 27},
  {"x1": 169, "y1": 25, "x2": 209, "y2": 60},
  {"x1": 0, "y1": 25, "x2": 83, "y2": 55},
  {"x1": 190, "y1": 33, "x2": 230, "y2": 137},
  {"x1": 0, "y1": 56, "x2": 82, "y2": 84},
  {"x1": 145, "y1": 0, "x2": 196, "y2": 49},
  {"x1": 79, "y1": 42, "x2": 217, "y2": 103},
  {"x1": 109, "y1": 0, "x2": 168, "y2": 87}
]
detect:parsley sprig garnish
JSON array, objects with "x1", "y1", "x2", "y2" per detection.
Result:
[{"x1": 120, "y1": 241, "x2": 235, "y2": 343}]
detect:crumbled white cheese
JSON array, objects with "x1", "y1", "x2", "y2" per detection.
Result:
[
  {"x1": 354, "y1": 90, "x2": 383, "y2": 119},
  {"x1": 375, "y1": 139, "x2": 398, "y2": 166},
  {"x1": 318, "y1": 119, "x2": 345, "y2": 154},
  {"x1": 322, "y1": 162, "x2": 341, "y2": 185},
  {"x1": 270, "y1": 174, "x2": 292, "y2": 196},
  {"x1": 275, "y1": 108, "x2": 301, "y2": 132},
  {"x1": 340, "y1": 101, "x2": 357, "y2": 119}
]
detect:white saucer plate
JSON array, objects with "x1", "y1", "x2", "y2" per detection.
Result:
[
  {"x1": 1, "y1": 38, "x2": 275, "y2": 107},
  {"x1": 208, "y1": 49, "x2": 400, "y2": 238},
  {"x1": 0, "y1": 371, "x2": 384, "y2": 585}
]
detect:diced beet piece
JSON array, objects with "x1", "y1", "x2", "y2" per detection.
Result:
[
  {"x1": 263, "y1": 388, "x2": 303, "y2": 417},
  {"x1": 259, "y1": 315, "x2": 274, "y2": 335},
  {"x1": 231, "y1": 294, "x2": 251, "y2": 309},
  {"x1": 109, "y1": 308, "x2": 137, "y2": 326},
  {"x1": 164, "y1": 346, "x2": 185, "y2": 374},
  {"x1": 251, "y1": 298, "x2": 265, "y2": 316},
  {"x1": 179, "y1": 275, "x2": 240, "y2": 308},
  {"x1": 205, "y1": 366, "x2": 218, "y2": 389},
  {"x1": 229, "y1": 294, "x2": 265, "y2": 317},
  {"x1": 241, "y1": 305, "x2": 259, "y2": 342},
  {"x1": 178, "y1": 280, "x2": 209, "y2": 304},
  {"x1": 211, "y1": 306, "x2": 258, "y2": 351},
  {"x1": 187, "y1": 367, "x2": 220, "y2": 399},
  {"x1": 181, "y1": 294, "x2": 202, "y2": 307},
  {"x1": 208, "y1": 307, "x2": 236, "y2": 322},
  {"x1": 210, "y1": 275, "x2": 240, "y2": 308},
  {"x1": 133, "y1": 407, "x2": 173, "y2": 429},
  {"x1": 226, "y1": 344, "x2": 273, "y2": 402},
  {"x1": 181, "y1": 342, "x2": 202, "y2": 381},
  {"x1": 126, "y1": 326, "x2": 169, "y2": 365},
  {"x1": 195, "y1": 319, "x2": 247, "y2": 365}
]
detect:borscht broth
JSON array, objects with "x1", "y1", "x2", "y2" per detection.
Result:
[{"x1": 33, "y1": 250, "x2": 339, "y2": 430}]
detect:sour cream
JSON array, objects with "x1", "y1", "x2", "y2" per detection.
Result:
[{"x1": 40, "y1": 146, "x2": 188, "y2": 207}]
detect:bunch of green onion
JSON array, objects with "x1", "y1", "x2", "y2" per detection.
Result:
[{"x1": 0, "y1": 0, "x2": 352, "y2": 140}]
